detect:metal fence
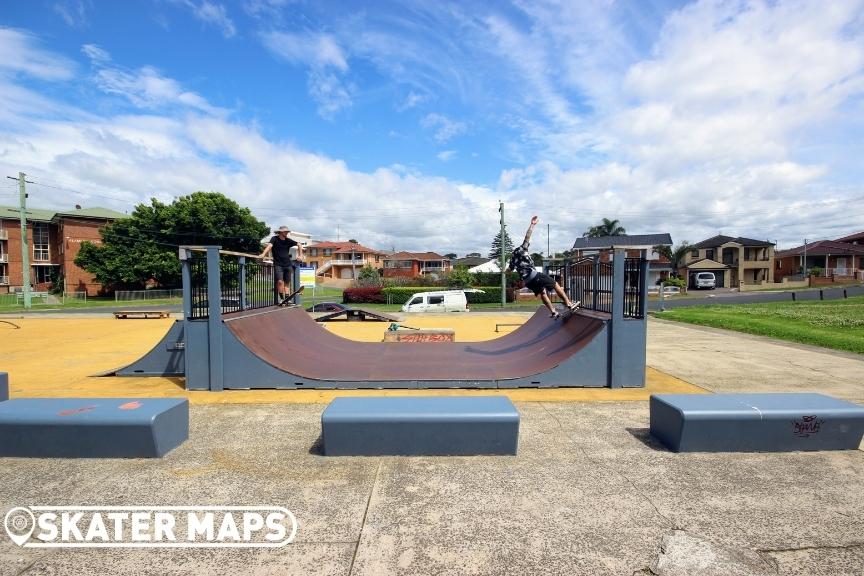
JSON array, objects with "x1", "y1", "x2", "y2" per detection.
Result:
[
  {"x1": 623, "y1": 257, "x2": 645, "y2": 319},
  {"x1": 114, "y1": 289, "x2": 183, "y2": 301},
  {"x1": 545, "y1": 255, "x2": 645, "y2": 317},
  {"x1": 188, "y1": 255, "x2": 277, "y2": 319}
]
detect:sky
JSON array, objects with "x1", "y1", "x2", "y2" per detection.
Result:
[{"x1": 0, "y1": 0, "x2": 863, "y2": 256}]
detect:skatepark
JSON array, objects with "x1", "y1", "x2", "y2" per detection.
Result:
[{"x1": 1, "y1": 249, "x2": 863, "y2": 575}]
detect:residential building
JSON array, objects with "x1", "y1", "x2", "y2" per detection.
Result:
[
  {"x1": 835, "y1": 230, "x2": 864, "y2": 246},
  {"x1": 0, "y1": 205, "x2": 126, "y2": 296},
  {"x1": 775, "y1": 239, "x2": 864, "y2": 281},
  {"x1": 383, "y1": 252, "x2": 452, "y2": 278},
  {"x1": 570, "y1": 234, "x2": 673, "y2": 286},
  {"x1": 681, "y1": 235, "x2": 775, "y2": 288},
  {"x1": 452, "y1": 256, "x2": 489, "y2": 269},
  {"x1": 305, "y1": 241, "x2": 384, "y2": 280}
]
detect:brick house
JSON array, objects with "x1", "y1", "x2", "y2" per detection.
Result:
[
  {"x1": 0, "y1": 205, "x2": 126, "y2": 296},
  {"x1": 774, "y1": 237, "x2": 864, "y2": 281},
  {"x1": 306, "y1": 241, "x2": 385, "y2": 280},
  {"x1": 681, "y1": 235, "x2": 775, "y2": 288},
  {"x1": 383, "y1": 252, "x2": 452, "y2": 278}
]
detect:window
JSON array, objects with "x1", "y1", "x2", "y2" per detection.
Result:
[
  {"x1": 324, "y1": 248, "x2": 332, "y2": 256},
  {"x1": 400, "y1": 260, "x2": 413, "y2": 268},
  {"x1": 32, "y1": 223, "x2": 49, "y2": 261},
  {"x1": 408, "y1": 297, "x2": 422, "y2": 305},
  {"x1": 309, "y1": 248, "x2": 318, "y2": 256},
  {"x1": 375, "y1": 255, "x2": 380, "y2": 263},
  {"x1": 428, "y1": 295, "x2": 444, "y2": 305},
  {"x1": 690, "y1": 249, "x2": 698, "y2": 258},
  {"x1": 33, "y1": 265, "x2": 56, "y2": 284},
  {"x1": 776, "y1": 260, "x2": 781, "y2": 269},
  {"x1": 706, "y1": 249, "x2": 714, "y2": 260},
  {"x1": 384, "y1": 260, "x2": 397, "y2": 268}
]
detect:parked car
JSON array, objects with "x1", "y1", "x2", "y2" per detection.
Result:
[
  {"x1": 401, "y1": 289, "x2": 484, "y2": 313},
  {"x1": 694, "y1": 272, "x2": 716, "y2": 290},
  {"x1": 306, "y1": 302, "x2": 350, "y2": 313}
]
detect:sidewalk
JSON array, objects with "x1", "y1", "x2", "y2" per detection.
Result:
[{"x1": 1, "y1": 317, "x2": 862, "y2": 575}]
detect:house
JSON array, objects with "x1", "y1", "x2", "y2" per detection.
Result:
[
  {"x1": 0, "y1": 204, "x2": 127, "y2": 296},
  {"x1": 681, "y1": 235, "x2": 774, "y2": 288},
  {"x1": 305, "y1": 241, "x2": 384, "y2": 280},
  {"x1": 452, "y1": 256, "x2": 489, "y2": 269},
  {"x1": 835, "y1": 230, "x2": 864, "y2": 246},
  {"x1": 382, "y1": 252, "x2": 451, "y2": 278},
  {"x1": 570, "y1": 233, "x2": 673, "y2": 286},
  {"x1": 775, "y1": 239, "x2": 864, "y2": 281}
]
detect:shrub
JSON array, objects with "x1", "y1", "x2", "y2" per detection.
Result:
[
  {"x1": 445, "y1": 266, "x2": 475, "y2": 288},
  {"x1": 810, "y1": 266, "x2": 824, "y2": 277},
  {"x1": 662, "y1": 277, "x2": 686, "y2": 288},
  {"x1": 343, "y1": 286, "x2": 385, "y2": 304},
  {"x1": 354, "y1": 265, "x2": 382, "y2": 287},
  {"x1": 473, "y1": 271, "x2": 520, "y2": 287}
]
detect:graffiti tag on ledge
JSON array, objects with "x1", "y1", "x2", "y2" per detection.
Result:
[{"x1": 791, "y1": 415, "x2": 823, "y2": 438}]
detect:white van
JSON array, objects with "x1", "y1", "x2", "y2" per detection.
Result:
[
  {"x1": 401, "y1": 289, "x2": 483, "y2": 313},
  {"x1": 694, "y1": 272, "x2": 716, "y2": 289}
]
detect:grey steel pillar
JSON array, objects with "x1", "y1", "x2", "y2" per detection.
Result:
[
  {"x1": 206, "y1": 246, "x2": 224, "y2": 391},
  {"x1": 608, "y1": 248, "x2": 647, "y2": 388}
]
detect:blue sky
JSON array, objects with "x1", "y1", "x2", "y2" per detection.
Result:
[{"x1": 1, "y1": 0, "x2": 863, "y2": 255}]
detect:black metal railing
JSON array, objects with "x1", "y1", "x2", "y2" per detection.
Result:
[
  {"x1": 623, "y1": 257, "x2": 645, "y2": 319},
  {"x1": 546, "y1": 257, "x2": 613, "y2": 314},
  {"x1": 188, "y1": 254, "x2": 277, "y2": 319}
]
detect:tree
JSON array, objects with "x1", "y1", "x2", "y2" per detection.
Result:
[
  {"x1": 663, "y1": 242, "x2": 694, "y2": 275},
  {"x1": 530, "y1": 252, "x2": 544, "y2": 266},
  {"x1": 348, "y1": 239, "x2": 358, "y2": 244},
  {"x1": 583, "y1": 218, "x2": 626, "y2": 238},
  {"x1": 488, "y1": 225, "x2": 514, "y2": 260},
  {"x1": 75, "y1": 191, "x2": 269, "y2": 289},
  {"x1": 445, "y1": 265, "x2": 475, "y2": 288},
  {"x1": 444, "y1": 252, "x2": 457, "y2": 260},
  {"x1": 355, "y1": 264, "x2": 382, "y2": 287}
]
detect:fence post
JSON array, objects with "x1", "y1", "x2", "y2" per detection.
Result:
[
  {"x1": 239, "y1": 257, "x2": 247, "y2": 311},
  {"x1": 206, "y1": 246, "x2": 224, "y2": 392},
  {"x1": 592, "y1": 255, "x2": 600, "y2": 311}
]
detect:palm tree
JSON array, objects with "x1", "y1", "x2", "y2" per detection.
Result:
[
  {"x1": 583, "y1": 218, "x2": 626, "y2": 238},
  {"x1": 654, "y1": 241, "x2": 693, "y2": 277}
]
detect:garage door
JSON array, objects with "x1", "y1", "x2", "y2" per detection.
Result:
[{"x1": 688, "y1": 270, "x2": 725, "y2": 288}]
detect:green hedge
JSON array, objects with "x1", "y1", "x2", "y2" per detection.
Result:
[{"x1": 381, "y1": 286, "x2": 513, "y2": 304}]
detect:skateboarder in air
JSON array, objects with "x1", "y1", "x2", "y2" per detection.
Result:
[
  {"x1": 258, "y1": 226, "x2": 304, "y2": 305},
  {"x1": 507, "y1": 216, "x2": 580, "y2": 319}
]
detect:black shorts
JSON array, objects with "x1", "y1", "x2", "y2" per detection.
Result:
[
  {"x1": 274, "y1": 264, "x2": 293, "y2": 284},
  {"x1": 525, "y1": 273, "x2": 556, "y2": 296}
]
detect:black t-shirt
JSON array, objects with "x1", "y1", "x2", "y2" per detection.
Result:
[{"x1": 269, "y1": 235, "x2": 298, "y2": 267}]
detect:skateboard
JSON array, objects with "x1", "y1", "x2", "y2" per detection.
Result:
[
  {"x1": 553, "y1": 301, "x2": 581, "y2": 321},
  {"x1": 279, "y1": 285, "x2": 305, "y2": 307}
]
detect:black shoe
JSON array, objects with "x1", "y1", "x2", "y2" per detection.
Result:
[{"x1": 549, "y1": 311, "x2": 561, "y2": 320}]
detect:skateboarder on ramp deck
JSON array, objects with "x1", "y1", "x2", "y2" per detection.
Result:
[{"x1": 507, "y1": 216, "x2": 580, "y2": 320}]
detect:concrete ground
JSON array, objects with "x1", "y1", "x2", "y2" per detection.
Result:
[{"x1": 1, "y1": 314, "x2": 863, "y2": 575}]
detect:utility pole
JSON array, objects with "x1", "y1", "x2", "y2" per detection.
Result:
[
  {"x1": 547, "y1": 223, "x2": 550, "y2": 261},
  {"x1": 6, "y1": 172, "x2": 33, "y2": 309},
  {"x1": 803, "y1": 238, "x2": 807, "y2": 277},
  {"x1": 499, "y1": 201, "x2": 505, "y2": 308}
]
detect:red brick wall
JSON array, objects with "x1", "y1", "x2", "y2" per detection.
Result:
[{"x1": 60, "y1": 219, "x2": 108, "y2": 295}]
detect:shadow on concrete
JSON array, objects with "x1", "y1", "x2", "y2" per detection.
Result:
[{"x1": 625, "y1": 427, "x2": 670, "y2": 452}]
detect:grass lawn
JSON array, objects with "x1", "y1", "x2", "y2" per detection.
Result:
[{"x1": 653, "y1": 296, "x2": 864, "y2": 355}]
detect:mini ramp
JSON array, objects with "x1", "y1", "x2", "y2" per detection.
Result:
[{"x1": 212, "y1": 306, "x2": 610, "y2": 389}]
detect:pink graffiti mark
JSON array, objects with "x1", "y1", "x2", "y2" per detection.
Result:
[
  {"x1": 57, "y1": 406, "x2": 98, "y2": 417},
  {"x1": 119, "y1": 401, "x2": 143, "y2": 410}
]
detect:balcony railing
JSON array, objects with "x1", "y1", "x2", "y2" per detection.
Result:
[
  {"x1": 331, "y1": 258, "x2": 366, "y2": 265},
  {"x1": 827, "y1": 267, "x2": 853, "y2": 277},
  {"x1": 0, "y1": 276, "x2": 8, "y2": 285},
  {"x1": 0, "y1": 254, "x2": 7, "y2": 263}
]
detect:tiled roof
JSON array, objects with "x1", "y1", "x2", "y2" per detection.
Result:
[
  {"x1": 308, "y1": 241, "x2": 382, "y2": 254},
  {"x1": 571, "y1": 233, "x2": 672, "y2": 250},
  {"x1": 776, "y1": 240, "x2": 864, "y2": 258},
  {"x1": 453, "y1": 256, "x2": 490, "y2": 268},
  {"x1": 834, "y1": 230, "x2": 864, "y2": 243},
  {"x1": 385, "y1": 251, "x2": 448, "y2": 260},
  {"x1": 692, "y1": 235, "x2": 774, "y2": 249}
]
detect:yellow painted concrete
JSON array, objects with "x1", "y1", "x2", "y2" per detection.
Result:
[{"x1": 0, "y1": 313, "x2": 707, "y2": 403}]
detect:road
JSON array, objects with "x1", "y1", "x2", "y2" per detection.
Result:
[{"x1": 648, "y1": 283, "x2": 864, "y2": 310}]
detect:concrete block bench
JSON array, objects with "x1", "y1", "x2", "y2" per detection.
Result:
[
  {"x1": 0, "y1": 398, "x2": 189, "y2": 458},
  {"x1": 322, "y1": 396, "x2": 519, "y2": 456},
  {"x1": 650, "y1": 393, "x2": 864, "y2": 452},
  {"x1": 0, "y1": 372, "x2": 7, "y2": 402}
]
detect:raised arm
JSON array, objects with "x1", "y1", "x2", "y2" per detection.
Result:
[{"x1": 521, "y1": 215, "x2": 539, "y2": 247}]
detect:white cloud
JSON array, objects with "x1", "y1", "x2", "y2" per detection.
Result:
[
  {"x1": 437, "y1": 150, "x2": 457, "y2": 162},
  {"x1": 0, "y1": 28, "x2": 76, "y2": 81},
  {"x1": 81, "y1": 43, "x2": 110, "y2": 63},
  {"x1": 53, "y1": 0, "x2": 92, "y2": 28},
  {"x1": 176, "y1": 0, "x2": 236, "y2": 38},
  {"x1": 91, "y1": 61, "x2": 227, "y2": 117},
  {"x1": 261, "y1": 31, "x2": 348, "y2": 71},
  {"x1": 421, "y1": 113, "x2": 467, "y2": 143}
]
